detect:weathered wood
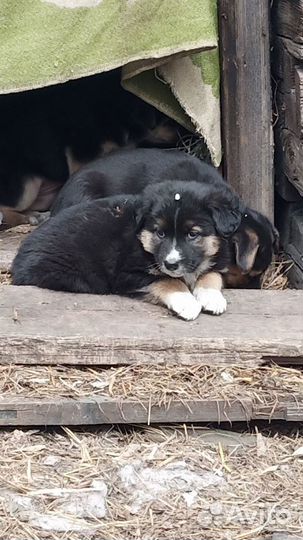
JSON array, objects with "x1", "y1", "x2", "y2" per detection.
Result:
[
  {"x1": 295, "y1": 66, "x2": 303, "y2": 136},
  {"x1": 278, "y1": 130, "x2": 303, "y2": 197},
  {"x1": 0, "y1": 224, "x2": 33, "y2": 272},
  {"x1": 0, "y1": 286, "x2": 302, "y2": 366},
  {"x1": 0, "y1": 395, "x2": 301, "y2": 426},
  {"x1": 218, "y1": 0, "x2": 273, "y2": 219},
  {"x1": 272, "y1": 535, "x2": 303, "y2": 540},
  {"x1": 272, "y1": 0, "x2": 303, "y2": 44}
]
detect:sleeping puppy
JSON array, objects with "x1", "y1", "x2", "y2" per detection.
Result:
[
  {"x1": 11, "y1": 180, "x2": 243, "y2": 320},
  {"x1": 51, "y1": 148, "x2": 229, "y2": 215},
  {"x1": 0, "y1": 71, "x2": 183, "y2": 230},
  {"x1": 224, "y1": 209, "x2": 280, "y2": 288}
]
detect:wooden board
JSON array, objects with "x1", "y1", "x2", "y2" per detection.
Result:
[
  {"x1": 0, "y1": 224, "x2": 33, "y2": 272},
  {"x1": 218, "y1": 0, "x2": 273, "y2": 220},
  {"x1": 0, "y1": 286, "x2": 302, "y2": 366},
  {"x1": 272, "y1": 0, "x2": 303, "y2": 44},
  {"x1": 0, "y1": 395, "x2": 301, "y2": 426}
]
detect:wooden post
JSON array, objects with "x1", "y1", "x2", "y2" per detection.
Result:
[{"x1": 218, "y1": 0, "x2": 274, "y2": 221}]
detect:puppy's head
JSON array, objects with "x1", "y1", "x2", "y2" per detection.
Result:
[
  {"x1": 226, "y1": 208, "x2": 279, "y2": 287},
  {"x1": 137, "y1": 181, "x2": 243, "y2": 279}
]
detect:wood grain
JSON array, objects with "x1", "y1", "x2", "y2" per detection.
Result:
[
  {"x1": 218, "y1": 0, "x2": 273, "y2": 219},
  {"x1": 0, "y1": 286, "x2": 302, "y2": 366},
  {"x1": 0, "y1": 395, "x2": 301, "y2": 426}
]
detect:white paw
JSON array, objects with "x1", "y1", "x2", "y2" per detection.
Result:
[
  {"x1": 166, "y1": 291, "x2": 201, "y2": 321},
  {"x1": 194, "y1": 288, "x2": 227, "y2": 315}
]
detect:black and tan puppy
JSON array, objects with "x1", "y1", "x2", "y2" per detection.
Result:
[
  {"x1": 12, "y1": 180, "x2": 243, "y2": 320},
  {"x1": 224, "y1": 209, "x2": 279, "y2": 289},
  {"x1": 51, "y1": 148, "x2": 278, "y2": 288}
]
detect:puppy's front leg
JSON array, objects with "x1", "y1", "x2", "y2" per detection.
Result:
[
  {"x1": 193, "y1": 272, "x2": 227, "y2": 315},
  {"x1": 145, "y1": 279, "x2": 201, "y2": 321}
]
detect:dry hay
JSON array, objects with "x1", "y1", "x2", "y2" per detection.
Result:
[
  {"x1": 0, "y1": 271, "x2": 11, "y2": 285},
  {"x1": 1, "y1": 364, "x2": 302, "y2": 408},
  {"x1": 261, "y1": 255, "x2": 293, "y2": 290},
  {"x1": 0, "y1": 425, "x2": 302, "y2": 540}
]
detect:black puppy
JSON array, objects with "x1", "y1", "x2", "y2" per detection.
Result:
[
  {"x1": 0, "y1": 71, "x2": 183, "y2": 229},
  {"x1": 51, "y1": 148, "x2": 278, "y2": 288},
  {"x1": 12, "y1": 180, "x2": 243, "y2": 320},
  {"x1": 51, "y1": 148, "x2": 228, "y2": 215}
]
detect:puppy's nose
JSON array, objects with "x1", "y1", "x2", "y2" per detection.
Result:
[{"x1": 164, "y1": 261, "x2": 180, "y2": 271}]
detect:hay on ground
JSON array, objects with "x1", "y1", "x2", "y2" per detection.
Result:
[
  {"x1": 0, "y1": 425, "x2": 302, "y2": 540},
  {"x1": 1, "y1": 364, "x2": 302, "y2": 408}
]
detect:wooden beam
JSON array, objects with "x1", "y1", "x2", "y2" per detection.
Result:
[
  {"x1": 0, "y1": 395, "x2": 301, "y2": 426},
  {"x1": 218, "y1": 0, "x2": 274, "y2": 220},
  {"x1": 272, "y1": 0, "x2": 303, "y2": 44},
  {"x1": 0, "y1": 286, "x2": 303, "y2": 366}
]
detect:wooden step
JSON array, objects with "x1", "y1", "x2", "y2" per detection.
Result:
[
  {"x1": 0, "y1": 286, "x2": 302, "y2": 366},
  {"x1": 0, "y1": 395, "x2": 302, "y2": 426}
]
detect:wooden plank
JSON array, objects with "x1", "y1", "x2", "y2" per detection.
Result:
[
  {"x1": 0, "y1": 396, "x2": 301, "y2": 426},
  {"x1": 272, "y1": 535, "x2": 303, "y2": 540},
  {"x1": 272, "y1": 0, "x2": 303, "y2": 44},
  {"x1": 0, "y1": 286, "x2": 302, "y2": 366},
  {"x1": 0, "y1": 224, "x2": 33, "y2": 272},
  {"x1": 218, "y1": 0, "x2": 273, "y2": 219},
  {"x1": 0, "y1": 395, "x2": 302, "y2": 426},
  {"x1": 278, "y1": 129, "x2": 303, "y2": 197},
  {"x1": 295, "y1": 66, "x2": 303, "y2": 136}
]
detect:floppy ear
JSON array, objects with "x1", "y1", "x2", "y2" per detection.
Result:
[
  {"x1": 209, "y1": 193, "x2": 244, "y2": 237},
  {"x1": 134, "y1": 195, "x2": 151, "y2": 229},
  {"x1": 233, "y1": 230, "x2": 260, "y2": 273}
]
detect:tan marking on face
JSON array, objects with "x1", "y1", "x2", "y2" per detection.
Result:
[
  {"x1": 144, "y1": 278, "x2": 189, "y2": 305},
  {"x1": 235, "y1": 227, "x2": 259, "y2": 272},
  {"x1": 200, "y1": 235, "x2": 220, "y2": 257},
  {"x1": 195, "y1": 271, "x2": 223, "y2": 291},
  {"x1": 138, "y1": 229, "x2": 155, "y2": 254}
]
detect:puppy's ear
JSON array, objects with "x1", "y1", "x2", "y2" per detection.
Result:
[
  {"x1": 134, "y1": 196, "x2": 151, "y2": 229},
  {"x1": 233, "y1": 229, "x2": 260, "y2": 273},
  {"x1": 209, "y1": 194, "x2": 244, "y2": 237}
]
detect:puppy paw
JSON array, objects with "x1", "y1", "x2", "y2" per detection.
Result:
[
  {"x1": 194, "y1": 288, "x2": 227, "y2": 315},
  {"x1": 27, "y1": 211, "x2": 50, "y2": 226},
  {"x1": 166, "y1": 291, "x2": 201, "y2": 320}
]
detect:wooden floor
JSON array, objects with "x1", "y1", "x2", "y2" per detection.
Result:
[{"x1": 1, "y1": 227, "x2": 303, "y2": 427}]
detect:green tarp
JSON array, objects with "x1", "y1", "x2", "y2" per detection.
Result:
[{"x1": 0, "y1": 0, "x2": 221, "y2": 164}]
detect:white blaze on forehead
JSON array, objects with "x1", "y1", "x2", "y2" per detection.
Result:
[
  {"x1": 165, "y1": 247, "x2": 181, "y2": 264},
  {"x1": 174, "y1": 193, "x2": 181, "y2": 201}
]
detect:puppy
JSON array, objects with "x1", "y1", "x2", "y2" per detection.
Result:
[
  {"x1": 11, "y1": 180, "x2": 243, "y2": 320},
  {"x1": 50, "y1": 148, "x2": 277, "y2": 288},
  {"x1": 51, "y1": 148, "x2": 229, "y2": 215},
  {"x1": 0, "y1": 71, "x2": 183, "y2": 230},
  {"x1": 224, "y1": 209, "x2": 280, "y2": 288}
]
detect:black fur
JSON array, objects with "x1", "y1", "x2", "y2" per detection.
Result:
[
  {"x1": 51, "y1": 148, "x2": 240, "y2": 220},
  {"x1": 11, "y1": 180, "x2": 237, "y2": 295}
]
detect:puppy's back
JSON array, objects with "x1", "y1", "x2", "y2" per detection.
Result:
[
  {"x1": 51, "y1": 148, "x2": 224, "y2": 215},
  {"x1": 12, "y1": 199, "x2": 136, "y2": 294}
]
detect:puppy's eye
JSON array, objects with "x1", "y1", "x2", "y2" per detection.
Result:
[
  {"x1": 187, "y1": 230, "x2": 200, "y2": 240},
  {"x1": 156, "y1": 230, "x2": 166, "y2": 239}
]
